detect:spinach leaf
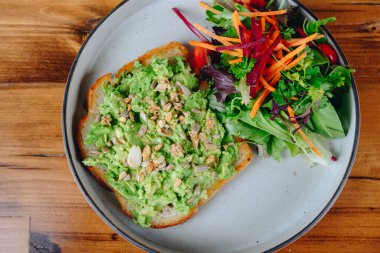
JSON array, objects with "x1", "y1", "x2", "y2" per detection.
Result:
[
  {"x1": 310, "y1": 97, "x2": 345, "y2": 138},
  {"x1": 225, "y1": 119, "x2": 270, "y2": 144}
]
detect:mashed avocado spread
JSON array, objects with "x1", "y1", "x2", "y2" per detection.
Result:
[{"x1": 83, "y1": 57, "x2": 239, "y2": 227}]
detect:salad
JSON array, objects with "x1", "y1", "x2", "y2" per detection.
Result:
[{"x1": 173, "y1": 0, "x2": 353, "y2": 165}]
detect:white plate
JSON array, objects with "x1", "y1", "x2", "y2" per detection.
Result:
[{"x1": 62, "y1": 0, "x2": 360, "y2": 252}]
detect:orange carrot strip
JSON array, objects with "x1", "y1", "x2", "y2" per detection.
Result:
[
  {"x1": 199, "y1": 2, "x2": 222, "y2": 14},
  {"x1": 274, "y1": 43, "x2": 291, "y2": 52},
  {"x1": 259, "y1": 75, "x2": 276, "y2": 92},
  {"x1": 269, "y1": 72, "x2": 282, "y2": 86},
  {"x1": 261, "y1": 17, "x2": 266, "y2": 31},
  {"x1": 193, "y1": 23, "x2": 241, "y2": 43},
  {"x1": 278, "y1": 49, "x2": 283, "y2": 58},
  {"x1": 266, "y1": 44, "x2": 306, "y2": 73},
  {"x1": 189, "y1": 41, "x2": 243, "y2": 57},
  {"x1": 290, "y1": 97, "x2": 299, "y2": 101},
  {"x1": 239, "y1": 9, "x2": 287, "y2": 18},
  {"x1": 285, "y1": 33, "x2": 322, "y2": 48},
  {"x1": 287, "y1": 106, "x2": 322, "y2": 157},
  {"x1": 229, "y1": 58, "x2": 243, "y2": 64},
  {"x1": 285, "y1": 52, "x2": 307, "y2": 69},
  {"x1": 232, "y1": 11, "x2": 242, "y2": 41},
  {"x1": 266, "y1": 52, "x2": 307, "y2": 81},
  {"x1": 250, "y1": 89, "x2": 271, "y2": 118}
]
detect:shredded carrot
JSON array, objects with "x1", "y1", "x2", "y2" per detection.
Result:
[
  {"x1": 261, "y1": 17, "x2": 266, "y2": 31},
  {"x1": 259, "y1": 75, "x2": 276, "y2": 92},
  {"x1": 285, "y1": 33, "x2": 323, "y2": 48},
  {"x1": 250, "y1": 89, "x2": 270, "y2": 118},
  {"x1": 266, "y1": 44, "x2": 306, "y2": 73},
  {"x1": 274, "y1": 43, "x2": 291, "y2": 52},
  {"x1": 229, "y1": 58, "x2": 243, "y2": 64},
  {"x1": 198, "y1": 1, "x2": 222, "y2": 15},
  {"x1": 285, "y1": 52, "x2": 307, "y2": 69},
  {"x1": 290, "y1": 97, "x2": 299, "y2": 101},
  {"x1": 270, "y1": 30, "x2": 280, "y2": 43},
  {"x1": 278, "y1": 49, "x2": 283, "y2": 58},
  {"x1": 194, "y1": 23, "x2": 240, "y2": 44},
  {"x1": 269, "y1": 72, "x2": 282, "y2": 86},
  {"x1": 189, "y1": 41, "x2": 243, "y2": 57},
  {"x1": 239, "y1": 9, "x2": 287, "y2": 18},
  {"x1": 232, "y1": 11, "x2": 243, "y2": 41},
  {"x1": 287, "y1": 106, "x2": 322, "y2": 157}
]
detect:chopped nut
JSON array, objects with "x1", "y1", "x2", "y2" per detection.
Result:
[
  {"x1": 205, "y1": 155, "x2": 215, "y2": 165},
  {"x1": 140, "y1": 112, "x2": 147, "y2": 122},
  {"x1": 111, "y1": 136, "x2": 118, "y2": 145},
  {"x1": 194, "y1": 184, "x2": 201, "y2": 195},
  {"x1": 191, "y1": 123, "x2": 200, "y2": 134},
  {"x1": 120, "y1": 111, "x2": 129, "y2": 118},
  {"x1": 194, "y1": 165, "x2": 209, "y2": 172},
  {"x1": 154, "y1": 81, "x2": 169, "y2": 92},
  {"x1": 170, "y1": 91, "x2": 178, "y2": 101},
  {"x1": 138, "y1": 125, "x2": 148, "y2": 137},
  {"x1": 102, "y1": 147, "x2": 110, "y2": 153},
  {"x1": 206, "y1": 118, "x2": 215, "y2": 129},
  {"x1": 165, "y1": 111, "x2": 173, "y2": 122},
  {"x1": 198, "y1": 132, "x2": 207, "y2": 142},
  {"x1": 173, "y1": 102, "x2": 183, "y2": 111},
  {"x1": 129, "y1": 112, "x2": 135, "y2": 122},
  {"x1": 163, "y1": 103, "x2": 172, "y2": 112},
  {"x1": 153, "y1": 156, "x2": 165, "y2": 166},
  {"x1": 119, "y1": 116, "x2": 127, "y2": 123},
  {"x1": 149, "y1": 104, "x2": 160, "y2": 112},
  {"x1": 191, "y1": 108, "x2": 202, "y2": 114},
  {"x1": 127, "y1": 104, "x2": 132, "y2": 112},
  {"x1": 187, "y1": 155, "x2": 194, "y2": 162},
  {"x1": 205, "y1": 143, "x2": 218, "y2": 151},
  {"x1": 154, "y1": 143, "x2": 163, "y2": 151},
  {"x1": 159, "y1": 128, "x2": 173, "y2": 136},
  {"x1": 127, "y1": 145, "x2": 142, "y2": 168},
  {"x1": 118, "y1": 171, "x2": 131, "y2": 181},
  {"x1": 150, "y1": 114, "x2": 158, "y2": 120},
  {"x1": 136, "y1": 171, "x2": 146, "y2": 182},
  {"x1": 106, "y1": 141, "x2": 112, "y2": 147},
  {"x1": 187, "y1": 197, "x2": 195, "y2": 205},
  {"x1": 176, "y1": 81, "x2": 191, "y2": 96},
  {"x1": 173, "y1": 178, "x2": 182, "y2": 187},
  {"x1": 118, "y1": 136, "x2": 126, "y2": 144},
  {"x1": 151, "y1": 80, "x2": 158, "y2": 89},
  {"x1": 146, "y1": 160, "x2": 155, "y2": 172},
  {"x1": 142, "y1": 146, "x2": 151, "y2": 161},
  {"x1": 100, "y1": 115, "x2": 112, "y2": 126},
  {"x1": 89, "y1": 150, "x2": 100, "y2": 156},
  {"x1": 124, "y1": 97, "x2": 132, "y2": 104},
  {"x1": 164, "y1": 164, "x2": 174, "y2": 171},
  {"x1": 189, "y1": 132, "x2": 199, "y2": 148},
  {"x1": 171, "y1": 144, "x2": 184, "y2": 157},
  {"x1": 157, "y1": 119, "x2": 166, "y2": 128},
  {"x1": 179, "y1": 115, "x2": 186, "y2": 124}
]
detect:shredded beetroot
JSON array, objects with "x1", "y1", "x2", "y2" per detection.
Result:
[
  {"x1": 172, "y1": 8, "x2": 210, "y2": 42},
  {"x1": 215, "y1": 38, "x2": 266, "y2": 51},
  {"x1": 248, "y1": 35, "x2": 281, "y2": 96}
]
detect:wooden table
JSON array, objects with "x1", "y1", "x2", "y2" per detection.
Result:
[{"x1": 0, "y1": 0, "x2": 379, "y2": 252}]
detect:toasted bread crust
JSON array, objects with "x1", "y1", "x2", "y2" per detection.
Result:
[{"x1": 78, "y1": 42, "x2": 253, "y2": 228}]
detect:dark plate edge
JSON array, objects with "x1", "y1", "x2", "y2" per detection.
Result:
[{"x1": 61, "y1": 1, "x2": 361, "y2": 253}]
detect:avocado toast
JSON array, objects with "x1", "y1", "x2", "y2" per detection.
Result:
[{"x1": 78, "y1": 42, "x2": 253, "y2": 228}]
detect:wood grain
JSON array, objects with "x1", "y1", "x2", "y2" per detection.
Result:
[{"x1": 0, "y1": 0, "x2": 379, "y2": 252}]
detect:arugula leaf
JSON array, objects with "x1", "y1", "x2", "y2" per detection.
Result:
[{"x1": 310, "y1": 97, "x2": 345, "y2": 138}]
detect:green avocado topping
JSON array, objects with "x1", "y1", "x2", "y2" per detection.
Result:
[{"x1": 83, "y1": 57, "x2": 239, "y2": 227}]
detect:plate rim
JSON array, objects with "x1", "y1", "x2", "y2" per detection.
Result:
[{"x1": 61, "y1": 0, "x2": 360, "y2": 252}]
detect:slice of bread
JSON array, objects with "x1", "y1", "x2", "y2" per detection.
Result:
[{"x1": 78, "y1": 42, "x2": 253, "y2": 228}]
